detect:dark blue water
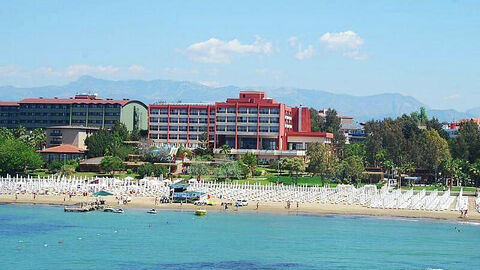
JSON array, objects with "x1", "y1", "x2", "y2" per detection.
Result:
[{"x1": 0, "y1": 204, "x2": 479, "y2": 270}]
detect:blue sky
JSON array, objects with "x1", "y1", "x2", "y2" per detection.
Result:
[{"x1": 0, "y1": 0, "x2": 479, "y2": 110}]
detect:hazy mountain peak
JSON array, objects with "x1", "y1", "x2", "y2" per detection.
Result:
[{"x1": 0, "y1": 76, "x2": 474, "y2": 122}]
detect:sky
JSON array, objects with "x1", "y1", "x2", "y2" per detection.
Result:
[{"x1": 0, "y1": 0, "x2": 479, "y2": 111}]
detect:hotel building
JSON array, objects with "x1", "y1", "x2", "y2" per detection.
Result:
[
  {"x1": 0, "y1": 94, "x2": 148, "y2": 131},
  {"x1": 149, "y1": 91, "x2": 333, "y2": 159}
]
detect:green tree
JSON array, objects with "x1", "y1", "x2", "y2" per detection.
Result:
[
  {"x1": 31, "y1": 128, "x2": 46, "y2": 150},
  {"x1": 85, "y1": 129, "x2": 112, "y2": 157},
  {"x1": 344, "y1": 143, "x2": 366, "y2": 159},
  {"x1": 111, "y1": 121, "x2": 129, "y2": 141},
  {"x1": 14, "y1": 126, "x2": 27, "y2": 138},
  {"x1": 341, "y1": 155, "x2": 365, "y2": 184},
  {"x1": 242, "y1": 152, "x2": 257, "y2": 174},
  {"x1": 0, "y1": 127, "x2": 14, "y2": 142},
  {"x1": 136, "y1": 163, "x2": 154, "y2": 178},
  {"x1": 189, "y1": 163, "x2": 210, "y2": 178},
  {"x1": 309, "y1": 108, "x2": 324, "y2": 132},
  {"x1": 0, "y1": 139, "x2": 43, "y2": 175},
  {"x1": 280, "y1": 157, "x2": 305, "y2": 177},
  {"x1": 99, "y1": 156, "x2": 125, "y2": 176},
  {"x1": 450, "y1": 120, "x2": 480, "y2": 162},
  {"x1": 214, "y1": 161, "x2": 244, "y2": 180},
  {"x1": 306, "y1": 142, "x2": 338, "y2": 184},
  {"x1": 219, "y1": 144, "x2": 231, "y2": 158},
  {"x1": 152, "y1": 164, "x2": 167, "y2": 177},
  {"x1": 420, "y1": 129, "x2": 451, "y2": 181}
]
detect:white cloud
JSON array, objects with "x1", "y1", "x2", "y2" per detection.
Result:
[
  {"x1": 289, "y1": 36, "x2": 298, "y2": 47},
  {"x1": 295, "y1": 45, "x2": 314, "y2": 60},
  {"x1": 185, "y1": 35, "x2": 273, "y2": 63},
  {"x1": 128, "y1": 64, "x2": 146, "y2": 74},
  {"x1": 288, "y1": 37, "x2": 314, "y2": 60},
  {"x1": 444, "y1": 94, "x2": 461, "y2": 100},
  {"x1": 0, "y1": 65, "x2": 22, "y2": 77},
  {"x1": 38, "y1": 64, "x2": 120, "y2": 77},
  {"x1": 320, "y1": 30, "x2": 368, "y2": 60},
  {"x1": 199, "y1": 81, "x2": 221, "y2": 87}
]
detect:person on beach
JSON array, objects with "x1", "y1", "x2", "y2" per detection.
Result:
[
  {"x1": 256, "y1": 202, "x2": 259, "y2": 210},
  {"x1": 296, "y1": 202, "x2": 299, "y2": 209}
]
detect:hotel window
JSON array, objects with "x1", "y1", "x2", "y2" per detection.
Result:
[
  {"x1": 159, "y1": 134, "x2": 167, "y2": 139},
  {"x1": 216, "y1": 125, "x2": 226, "y2": 132},
  {"x1": 209, "y1": 126, "x2": 214, "y2": 132},
  {"x1": 180, "y1": 109, "x2": 188, "y2": 115},
  {"x1": 170, "y1": 109, "x2": 179, "y2": 114},
  {"x1": 227, "y1": 116, "x2": 236, "y2": 123},
  {"x1": 217, "y1": 107, "x2": 226, "y2": 113},
  {"x1": 159, "y1": 126, "x2": 168, "y2": 131},
  {"x1": 227, "y1": 107, "x2": 236, "y2": 113},
  {"x1": 189, "y1": 134, "x2": 198, "y2": 140},
  {"x1": 179, "y1": 126, "x2": 187, "y2": 131},
  {"x1": 150, "y1": 134, "x2": 158, "y2": 139},
  {"x1": 170, "y1": 126, "x2": 179, "y2": 131},
  {"x1": 209, "y1": 135, "x2": 215, "y2": 141},
  {"x1": 238, "y1": 126, "x2": 247, "y2": 132},
  {"x1": 150, "y1": 117, "x2": 159, "y2": 122},
  {"x1": 260, "y1": 117, "x2": 269, "y2": 123},
  {"x1": 270, "y1": 108, "x2": 280, "y2": 114},
  {"x1": 160, "y1": 109, "x2": 168, "y2": 114},
  {"x1": 179, "y1": 118, "x2": 188, "y2": 123},
  {"x1": 237, "y1": 116, "x2": 247, "y2": 123},
  {"x1": 248, "y1": 126, "x2": 257, "y2": 132},
  {"x1": 270, "y1": 126, "x2": 279, "y2": 133},
  {"x1": 227, "y1": 125, "x2": 236, "y2": 132},
  {"x1": 159, "y1": 117, "x2": 168, "y2": 123},
  {"x1": 189, "y1": 126, "x2": 197, "y2": 132},
  {"x1": 238, "y1": 107, "x2": 248, "y2": 114},
  {"x1": 260, "y1": 108, "x2": 269, "y2": 114},
  {"x1": 270, "y1": 117, "x2": 279, "y2": 123},
  {"x1": 199, "y1": 118, "x2": 208, "y2": 123},
  {"x1": 260, "y1": 126, "x2": 269, "y2": 132},
  {"x1": 200, "y1": 109, "x2": 208, "y2": 115},
  {"x1": 169, "y1": 134, "x2": 177, "y2": 140},
  {"x1": 198, "y1": 126, "x2": 207, "y2": 132},
  {"x1": 217, "y1": 116, "x2": 226, "y2": 122},
  {"x1": 150, "y1": 125, "x2": 159, "y2": 131},
  {"x1": 209, "y1": 110, "x2": 215, "y2": 115},
  {"x1": 170, "y1": 117, "x2": 178, "y2": 123},
  {"x1": 248, "y1": 117, "x2": 257, "y2": 123},
  {"x1": 151, "y1": 109, "x2": 159, "y2": 115},
  {"x1": 179, "y1": 134, "x2": 187, "y2": 140},
  {"x1": 191, "y1": 109, "x2": 199, "y2": 115},
  {"x1": 209, "y1": 118, "x2": 215, "y2": 124}
]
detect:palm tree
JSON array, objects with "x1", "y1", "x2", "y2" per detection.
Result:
[
  {"x1": 32, "y1": 128, "x2": 46, "y2": 150},
  {"x1": 220, "y1": 144, "x2": 231, "y2": 159}
]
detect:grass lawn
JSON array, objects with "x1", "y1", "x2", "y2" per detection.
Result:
[
  {"x1": 402, "y1": 185, "x2": 477, "y2": 193},
  {"x1": 28, "y1": 171, "x2": 140, "y2": 179}
]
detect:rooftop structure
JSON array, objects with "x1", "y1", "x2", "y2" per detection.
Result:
[{"x1": 39, "y1": 144, "x2": 86, "y2": 162}]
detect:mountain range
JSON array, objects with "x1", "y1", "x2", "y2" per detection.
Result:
[{"x1": 0, "y1": 76, "x2": 477, "y2": 122}]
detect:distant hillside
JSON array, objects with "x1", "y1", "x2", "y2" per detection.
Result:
[{"x1": 0, "y1": 76, "x2": 475, "y2": 122}]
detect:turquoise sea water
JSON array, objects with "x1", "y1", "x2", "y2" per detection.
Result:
[{"x1": 1, "y1": 204, "x2": 479, "y2": 270}]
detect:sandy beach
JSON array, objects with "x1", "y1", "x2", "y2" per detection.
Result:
[{"x1": 1, "y1": 193, "x2": 479, "y2": 223}]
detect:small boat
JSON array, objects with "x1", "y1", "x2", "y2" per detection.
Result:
[
  {"x1": 104, "y1": 207, "x2": 124, "y2": 214},
  {"x1": 194, "y1": 209, "x2": 206, "y2": 216},
  {"x1": 147, "y1": 209, "x2": 157, "y2": 214}
]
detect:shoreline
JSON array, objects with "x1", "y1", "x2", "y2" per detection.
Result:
[{"x1": 1, "y1": 194, "x2": 479, "y2": 223}]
